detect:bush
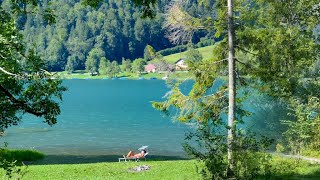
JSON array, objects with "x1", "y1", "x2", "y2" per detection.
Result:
[
  {"x1": 183, "y1": 123, "x2": 273, "y2": 179},
  {"x1": 0, "y1": 149, "x2": 44, "y2": 163},
  {"x1": 0, "y1": 144, "x2": 43, "y2": 179}
]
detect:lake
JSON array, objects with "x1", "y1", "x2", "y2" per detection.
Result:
[
  {"x1": 1, "y1": 79, "x2": 286, "y2": 158},
  {"x1": 1, "y1": 80, "x2": 191, "y2": 157}
]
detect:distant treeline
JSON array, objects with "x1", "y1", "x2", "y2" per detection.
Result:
[{"x1": 1, "y1": 0, "x2": 213, "y2": 72}]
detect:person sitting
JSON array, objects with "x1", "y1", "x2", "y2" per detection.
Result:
[{"x1": 124, "y1": 150, "x2": 146, "y2": 158}]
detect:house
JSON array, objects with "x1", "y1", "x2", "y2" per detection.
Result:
[
  {"x1": 145, "y1": 64, "x2": 157, "y2": 73},
  {"x1": 175, "y1": 58, "x2": 188, "y2": 70}
]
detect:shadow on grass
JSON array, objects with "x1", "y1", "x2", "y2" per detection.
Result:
[
  {"x1": 32, "y1": 155, "x2": 189, "y2": 165},
  {"x1": 258, "y1": 171, "x2": 320, "y2": 180},
  {"x1": 257, "y1": 166, "x2": 320, "y2": 180}
]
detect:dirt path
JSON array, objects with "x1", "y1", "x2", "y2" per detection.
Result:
[{"x1": 280, "y1": 154, "x2": 320, "y2": 163}]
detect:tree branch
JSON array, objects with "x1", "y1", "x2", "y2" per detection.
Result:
[
  {"x1": 209, "y1": 58, "x2": 228, "y2": 65},
  {"x1": 0, "y1": 84, "x2": 46, "y2": 117},
  {"x1": 0, "y1": 67, "x2": 19, "y2": 77},
  {"x1": 235, "y1": 45, "x2": 257, "y2": 56}
]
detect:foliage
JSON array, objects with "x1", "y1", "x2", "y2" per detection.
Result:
[
  {"x1": 65, "y1": 55, "x2": 78, "y2": 73},
  {"x1": 85, "y1": 47, "x2": 105, "y2": 75},
  {"x1": 183, "y1": 122, "x2": 273, "y2": 179},
  {"x1": 153, "y1": 58, "x2": 170, "y2": 72},
  {"x1": 100, "y1": 59, "x2": 121, "y2": 78},
  {"x1": 0, "y1": 7, "x2": 66, "y2": 131},
  {"x1": 185, "y1": 44, "x2": 203, "y2": 65},
  {"x1": 234, "y1": 0, "x2": 320, "y2": 99},
  {"x1": 132, "y1": 58, "x2": 146, "y2": 74},
  {"x1": 282, "y1": 97, "x2": 320, "y2": 155},
  {"x1": 0, "y1": 149, "x2": 44, "y2": 163},
  {"x1": 110, "y1": 61, "x2": 121, "y2": 77},
  {"x1": 0, "y1": 0, "x2": 212, "y2": 72},
  {"x1": 156, "y1": 0, "x2": 320, "y2": 178},
  {"x1": 121, "y1": 59, "x2": 132, "y2": 73},
  {"x1": 144, "y1": 45, "x2": 156, "y2": 61},
  {"x1": 0, "y1": 144, "x2": 42, "y2": 179},
  {"x1": 158, "y1": 44, "x2": 188, "y2": 57}
]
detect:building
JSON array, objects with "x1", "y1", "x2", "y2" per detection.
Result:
[
  {"x1": 145, "y1": 64, "x2": 157, "y2": 73},
  {"x1": 175, "y1": 58, "x2": 188, "y2": 70}
]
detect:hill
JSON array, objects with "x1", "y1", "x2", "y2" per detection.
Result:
[{"x1": 162, "y1": 45, "x2": 215, "y2": 64}]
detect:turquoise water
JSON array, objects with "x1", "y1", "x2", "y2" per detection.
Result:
[
  {"x1": 1, "y1": 80, "x2": 286, "y2": 157},
  {"x1": 1, "y1": 80, "x2": 191, "y2": 156}
]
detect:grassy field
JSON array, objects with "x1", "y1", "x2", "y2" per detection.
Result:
[
  {"x1": 1, "y1": 149, "x2": 320, "y2": 179},
  {"x1": 1, "y1": 156, "x2": 320, "y2": 179},
  {"x1": 162, "y1": 45, "x2": 215, "y2": 63},
  {"x1": 1, "y1": 160, "x2": 201, "y2": 180}
]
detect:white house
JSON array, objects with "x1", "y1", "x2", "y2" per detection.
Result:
[{"x1": 175, "y1": 58, "x2": 188, "y2": 70}]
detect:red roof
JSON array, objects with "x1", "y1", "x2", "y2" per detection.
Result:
[{"x1": 145, "y1": 64, "x2": 156, "y2": 72}]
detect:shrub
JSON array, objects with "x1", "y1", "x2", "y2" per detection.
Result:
[
  {"x1": 0, "y1": 144, "x2": 42, "y2": 179},
  {"x1": 184, "y1": 123, "x2": 273, "y2": 179}
]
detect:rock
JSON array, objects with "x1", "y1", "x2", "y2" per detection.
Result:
[{"x1": 128, "y1": 165, "x2": 151, "y2": 172}]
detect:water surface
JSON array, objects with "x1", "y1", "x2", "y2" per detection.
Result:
[{"x1": 1, "y1": 80, "x2": 190, "y2": 157}]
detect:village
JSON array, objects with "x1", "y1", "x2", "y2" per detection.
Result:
[{"x1": 144, "y1": 58, "x2": 188, "y2": 79}]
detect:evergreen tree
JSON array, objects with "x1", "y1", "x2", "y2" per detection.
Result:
[{"x1": 143, "y1": 44, "x2": 156, "y2": 61}]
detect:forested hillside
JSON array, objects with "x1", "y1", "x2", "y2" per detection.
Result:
[{"x1": 1, "y1": 0, "x2": 211, "y2": 71}]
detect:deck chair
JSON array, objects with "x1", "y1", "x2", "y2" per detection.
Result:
[
  {"x1": 118, "y1": 152, "x2": 149, "y2": 162},
  {"x1": 119, "y1": 146, "x2": 149, "y2": 162}
]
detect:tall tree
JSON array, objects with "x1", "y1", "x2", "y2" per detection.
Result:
[
  {"x1": 144, "y1": 44, "x2": 156, "y2": 61},
  {"x1": 132, "y1": 58, "x2": 146, "y2": 74},
  {"x1": 85, "y1": 47, "x2": 105, "y2": 75},
  {"x1": 121, "y1": 59, "x2": 132, "y2": 73},
  {"x1": 227, "y1": 0, "x2": 236, "y2": 173},
  {"x1": 154, "y1": 0, "x2": 320, "y2": 178}
]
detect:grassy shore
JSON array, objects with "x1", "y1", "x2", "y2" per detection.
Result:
[
  {"x1": 2, "y1": 160, "x2": 201, "y2": 180},
  {"x1": 55, "y1": 70, "x2": 193, "y2": 80},
  {"x1": 1, "y1": 149, "x2": 320, "y2": 179},
  {"x1": 1, "y1": 156, "x2": 320, "y2": 179}
]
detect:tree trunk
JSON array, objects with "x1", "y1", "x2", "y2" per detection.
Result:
[{"x1": 227, "y1": 0, "x2": 236, "y2": 176}]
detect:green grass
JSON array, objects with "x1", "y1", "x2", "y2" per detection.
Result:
[
  {"x1": 1, "y1": 151, "x2": 320, "y2": 179},
  {"x1": 303, "y1": 150, "x2": 320, "y2": 159},
  {"x1": 256, "y1": 156, "x2": 320, "y2": 179},
  {"x1": 0, "y1": 160, "x2": 201, "y2": 180},
  {"x1": 162, "y1": 45, "x2": 215, "y2": 63}
]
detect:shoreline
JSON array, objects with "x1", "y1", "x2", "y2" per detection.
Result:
[
  {"x1": 33, "y1": 154, "x2": 190, "y2": 165},
  {"x1": 54, "y1": 71, "x2": 193, "y2": 80}
]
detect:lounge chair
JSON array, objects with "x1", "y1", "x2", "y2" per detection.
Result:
[
  {"x1": 118, "y1": 152, "x2": 149, "y2": 162},
  {"x1": 119, "y1": 146, "x2": 149, "y2": 162}
]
